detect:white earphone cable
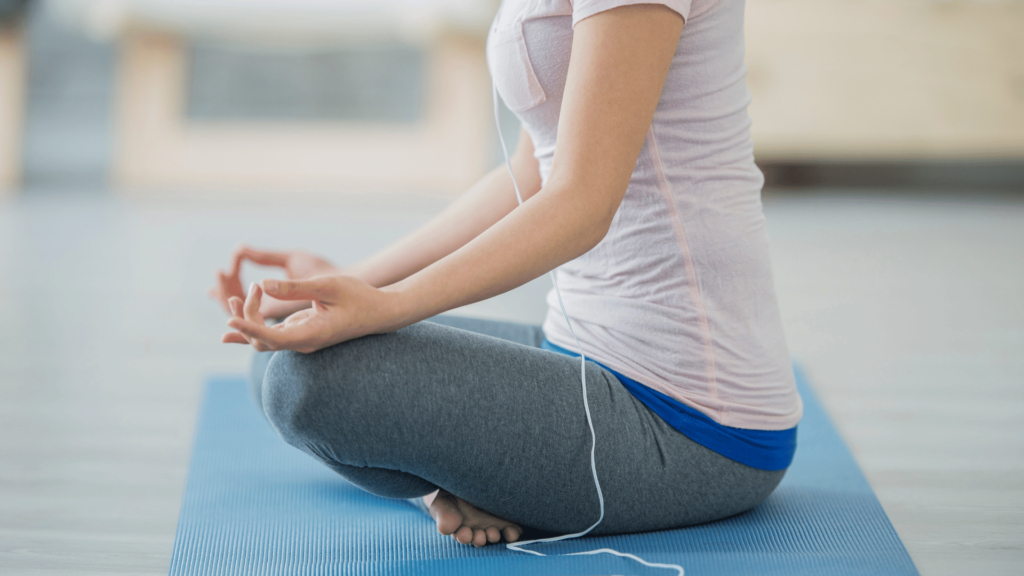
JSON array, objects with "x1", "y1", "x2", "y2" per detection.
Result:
[{"x1": 492, "y1": 83, "x2": 683, "y2": 576}]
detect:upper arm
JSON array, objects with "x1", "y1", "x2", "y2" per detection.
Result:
[{"x1": 545, "y1": 4, "x2": 684, "y2": 220}]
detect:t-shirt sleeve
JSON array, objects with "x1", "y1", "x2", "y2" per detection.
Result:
[{"x1": 571, "y1": 0, "x2": 691, "y2": 28}]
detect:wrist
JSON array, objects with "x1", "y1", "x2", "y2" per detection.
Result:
[
  {"x1": 343, "y1": 262, "x2": 384, "y2": 288},
  {"x1": 377, "y1": 279, "x2": 422, "y2": 332}
]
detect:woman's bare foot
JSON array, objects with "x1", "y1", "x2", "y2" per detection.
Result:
[{"x1": 425, "y1": 489, "x2": 522, "y2": 547}]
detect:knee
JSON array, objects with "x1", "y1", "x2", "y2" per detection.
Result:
[
  {"x1": 262, "y1": 350, "x2": 325, "y2": 446},
  {"x1": 248, "y1": 350, "x2": 276, "y2": 418}
]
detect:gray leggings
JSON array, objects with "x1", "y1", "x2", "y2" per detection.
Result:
[{"x1": 250, "y1": 316, "x2": 785, "y2": 536}]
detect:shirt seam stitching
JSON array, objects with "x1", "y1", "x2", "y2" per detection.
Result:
[{"x1": 646, "y1": 125, "x2": 725, "y2": 425}]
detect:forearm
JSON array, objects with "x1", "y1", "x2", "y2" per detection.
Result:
[
  {"x1": 223, "y1": 186, "x2": 611, "y2": 352},
  {"x1": 382, "y1": 183, "x2": 617, "y2": 328},
  {"x1": 348, "y1": 147, "x2": 541, "y2": 288}
]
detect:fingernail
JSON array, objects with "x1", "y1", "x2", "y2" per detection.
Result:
[
  {"x1": 263, "y1": 279, "x2": 278, "y2": 293},
  {"x1": 248, "y1": 282, "x2": 257, "y2": 296}
]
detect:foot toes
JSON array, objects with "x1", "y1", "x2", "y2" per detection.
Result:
[
  {"x1": 428, "y1": 492, "x2": 464, "y2": 536},
  {"x1": 430, "y1": 490, "x2": 523, "y2": 547},
  {"x1": 455, "y1": 526, "x2": 474, "y2": 545}
]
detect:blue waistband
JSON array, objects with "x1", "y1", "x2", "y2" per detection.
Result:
[{"x1": 541, "y1": 339, "x2": 796, "y2": 471}]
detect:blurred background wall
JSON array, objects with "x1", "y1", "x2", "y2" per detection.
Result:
[
  {"x1": 745, "y1": 0, "x2": 1024, "y2": 189},
  {"x1": 0, "y1": 0, "x2": 1021, "y2": 196}
]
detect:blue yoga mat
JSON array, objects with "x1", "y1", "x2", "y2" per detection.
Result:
[{"x1": 169, "y1": 369, "x2": 918, "y2": 575}]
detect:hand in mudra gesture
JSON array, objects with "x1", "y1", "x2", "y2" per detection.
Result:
[
  {"x1": 210, "y1": 246, "x2": 339, "y2": 320},
  {"x1": 222, "y1": 275, "x2": 399, "y2": 354}
]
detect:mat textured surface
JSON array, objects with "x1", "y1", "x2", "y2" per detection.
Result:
[{"x1": 168, "y1": 369, "x2": 918, "y2": 575}]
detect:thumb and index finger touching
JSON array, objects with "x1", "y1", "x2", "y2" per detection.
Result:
[{"x1": 226, "y1": 278, "x2": 331, "y2": 350}]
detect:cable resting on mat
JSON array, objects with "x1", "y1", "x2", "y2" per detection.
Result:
[{"x1": 493, "y1": 80, "x2": 684, "y2": 576}]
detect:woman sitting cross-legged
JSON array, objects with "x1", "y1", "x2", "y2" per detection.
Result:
[{"x1": 211, "y1": 0, "x2": 802, "y2": 548}]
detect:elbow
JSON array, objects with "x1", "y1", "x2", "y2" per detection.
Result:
[
  {"x1": 585, "y1": 210, "x2": 616, "y2": 252},
  {"x1": 569, "y1": 191, "x2": 620, "y2": 256},
  {"x1": 541, "y1": 177, "x2": 625, "y2": 257}
]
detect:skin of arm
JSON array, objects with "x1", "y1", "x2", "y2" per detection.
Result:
[
  {"x1": 212, "y1": 128, "x2": 538, "y2": 319},
  {"x1": 225, "y1": 5, "x2": 684, "y2": 352},
  {"x1": 348, "y1": 128, "x2": 542, "y2": 289}
]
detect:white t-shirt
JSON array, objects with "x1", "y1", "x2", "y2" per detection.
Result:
[{"x1": 488, "y1": 0, "x2": 802, "y2": 431}]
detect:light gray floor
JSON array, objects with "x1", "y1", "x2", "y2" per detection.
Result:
[{"x1": 0, "y1": 188, "x2": 1021, "y2": 575}]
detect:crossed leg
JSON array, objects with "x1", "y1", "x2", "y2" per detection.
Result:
[{"x1": 250, "y1": 317, "x2": 785, "y2": 546}]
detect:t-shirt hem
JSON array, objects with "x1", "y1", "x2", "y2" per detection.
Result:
[
  {"x1": 541, "y1": 339, "x2": 796, "y2": 470},
  {"x1": 543, "y1": 329, "x2": 802, "y2": 431},
  {"x1": 571, "y1": 0, "x2": 692, "y2": 28}
]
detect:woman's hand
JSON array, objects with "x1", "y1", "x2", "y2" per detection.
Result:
[
  {"x1": 221, "y1": 276, "x2": 401, "y2": 353},
  {"x1": 210, "y1": 246, "x2": 339, "y2": 320}
]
